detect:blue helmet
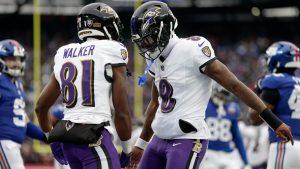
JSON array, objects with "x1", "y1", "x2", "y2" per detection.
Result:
[
  {"x1": 266, "y1": 41, "x2": 300, "y2": 73},
  {"x1": 0, "y1": 39, "x2": 26, "y2": 77}
]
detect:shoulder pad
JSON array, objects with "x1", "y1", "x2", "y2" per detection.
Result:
[
  {"x1": 103, "y1": 41, "x2": 129, "y2": 64},
  {"x1": 261, "y1": 73, "x2": 285, "y2": 89}
]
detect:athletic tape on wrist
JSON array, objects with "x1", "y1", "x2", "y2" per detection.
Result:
[
  {"x1": 121, "y1": 138, "x2": 132, "y2": 154},
  {"x1": 135, "y1": 138, "x2": 148, "y2": 150}
]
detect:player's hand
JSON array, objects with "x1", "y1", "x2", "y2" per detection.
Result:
[
  {"x1": 275, "y1": 123, "x2": 294, "y2": 145},
  {"x1": 120, "y1": 151, "x2": 131, "y2": 168},
  {"x1": 125, "y1": 146, "x2": 144, "y2": 169},
  {"x1": 50, "y1": 142, "x2": 68, "y2": 165}
]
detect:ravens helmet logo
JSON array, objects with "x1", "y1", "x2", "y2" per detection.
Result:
[
  {"x1": 100, "y1": 6, "x2": 116, "y2": 16},
  {"x1": 142, "y1": 7, "x2": 161, "y2": 33}
]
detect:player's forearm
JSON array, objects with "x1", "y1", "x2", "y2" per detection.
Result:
[
  {"x1": 113, "y1": 85, "x2": 132, "y2": 140},
  {"x1": 231, "y1": 81, "x2": 266, "y2": 113},
  {"x1": 35, "y1": 98, "x2": 54, "y2": 132},
  {"x1": 140, "y1": 100, "x2": 158, "y2": 141},
  {"x1": 206, "y1": 60, "x2": 267, "y2": 113},
  {"x1": 35, "y1": 73, "x2": 60, "y2": 132},
  {"x1": 112, "y1": 66, "x2": 132, "y2": 140},
  {"x1": 232, "y1": 82, "x2": 283, "y2": 130},
  {"x1": 35, "y1": 109, "x2": 52, "y2": 132},
  {"x1": 140, "y1": 121, "x2": 154, "y2": 142},
  {"x1": 113, "y1": 97, "x2": 132, "y2": 154},
  {"x1": 114, "y1": 112, "x2": 132, "y2": 141}
]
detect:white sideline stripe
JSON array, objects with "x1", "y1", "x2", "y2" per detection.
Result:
[
  {"x1": 95, "y1": 146, "x2": 109, "y2": 169},
  {"x1": 188, "y1": 152, "x2": 197, "y2": 169}
]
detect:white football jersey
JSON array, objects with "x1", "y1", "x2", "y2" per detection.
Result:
[
  {"x1": 53, "y1": 38, "x2": 128, "y2": 124},
  {"x1": 149, "y1": 35, "x2": 216, "y2": 139}
]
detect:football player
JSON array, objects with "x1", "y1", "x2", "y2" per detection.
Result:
[
  {"x1": 204, "y1": 83, "x2": 251, "y2": 169},
  {"x1": 35, "y1": 3, "x2": 132, "y2": 169},
  {"x1": 128, "y1": 1, "x2": 293, "y2": 169},
  {"x1": 0, "y1": 39, "x2": 48, "y2": 169},
  {"x1": 249, "y1": 41, "x2": 300, "y2": 169}
]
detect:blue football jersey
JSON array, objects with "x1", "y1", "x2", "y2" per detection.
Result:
[
  {"x1": 205, "y1": 100, "x2": 240, "y2": 152},
  {"x1": 261, "y1": 73, "x2": 300, "y2": 143},
  {"x1": 0, "y1": 73, "x2": 27, "y2": 144}
]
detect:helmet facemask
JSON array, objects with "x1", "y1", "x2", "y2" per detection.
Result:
[{"x1": 0, "y1": 61, "x2": 24, "y2": 77}]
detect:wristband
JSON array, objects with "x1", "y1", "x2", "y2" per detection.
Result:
[
  {"x1": 134, "y1": 138, "x2": 148, "y2": 150},
  {"x1": 121, "y1": 138, "x2": 132, "y2": 154},
  {"x1": 259, "y1": 108, "x2": 282, "y2": 130}
]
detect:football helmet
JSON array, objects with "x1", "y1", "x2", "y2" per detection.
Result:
[
  {"x1": 266, "y1": 41, "x2": 300, "y2": 73},
  {"x1": 130, "y1": 1, "x2": 177, "y2": 60},
  {"x1": 77, "y1": 3, "x2": 124, "y2": 42},
  {"x1": 212, "y1": 82, "x2": 232, "y2": 102},
  {"x1": 0, "y1": 39, "x2": 26, "y2": 77}
]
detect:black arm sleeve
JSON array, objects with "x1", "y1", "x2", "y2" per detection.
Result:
[{"x1": 260, "y1": 89, "x2": 280, "y2": 106}]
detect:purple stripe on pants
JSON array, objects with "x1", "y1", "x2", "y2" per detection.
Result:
[
  {"x1": 62, "y1": 129, "x2": 121, "y2": 169},
  {"x1": 138, "y1": 135, "x2": 208, "y2": 169}
]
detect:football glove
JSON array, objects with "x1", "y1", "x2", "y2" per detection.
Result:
[{"x1": 120, "y1": 151, "x2": 131, "y2": 168}]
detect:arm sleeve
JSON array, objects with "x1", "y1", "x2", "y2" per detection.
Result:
[
  {"x1": 26, "y1": 122, "x2": 47, "y2": 142},
  {"x1": 231, "y1": 120, "x2": 249, "y2": 165}
]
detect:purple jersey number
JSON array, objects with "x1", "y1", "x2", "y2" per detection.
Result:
[
  {"x1": 60, "y1": 60, "x2": 95, "y2": 108},
  {"x1": 159, "y1": 79, "x2": 176, "y2": 113}
]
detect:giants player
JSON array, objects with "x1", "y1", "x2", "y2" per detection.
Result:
[
  {"x1": 0, "y1": 39, "x2": 48, "y2": 169},
  {"x1": 250, "y1": 41, "x2": 300, "y2": 169},
  {"x1": 204, "y1": 83, "x2": 251, "y2": 169}
]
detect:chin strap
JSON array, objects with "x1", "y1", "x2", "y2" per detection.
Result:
[{"x1": 138, "y1": 59, "x2": 154, "y2": 87}]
